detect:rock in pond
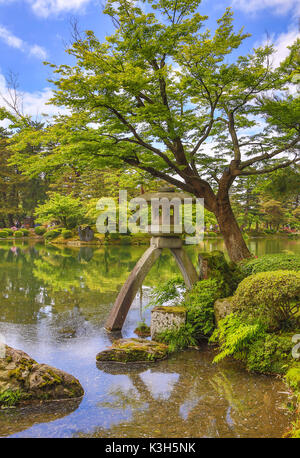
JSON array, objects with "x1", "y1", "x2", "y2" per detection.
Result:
[
  {"x1": 214, "y1": 297, "x2": 233, "y2": 324},
  {"x1": 96, "y1": 338, "x2": 168, "y2": 363},
  {"x1": 0, "y1": 345, "x2": 84, "y2": 407}
]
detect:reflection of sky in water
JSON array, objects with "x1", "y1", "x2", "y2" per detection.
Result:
[{"x1": 139, "y1": 370, "x2": 180, "y2": 401}]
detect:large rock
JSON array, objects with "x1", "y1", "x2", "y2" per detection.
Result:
[
  {"x1": 151, "y1": 306, "x2": 186, "y2": 340},
  {"x1": 96, "y1": 338, "x2": 168, "y2": 363},
  {"x1": 0, "y1": 346, "x2": 84, "y2": 407},
  {"x1": 214, "y1": 297, "x2": 233, "y2": 324}
]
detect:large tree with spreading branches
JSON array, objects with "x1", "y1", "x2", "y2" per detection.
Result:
[{"x1": 3, "y1": 0, "x2": 300, "y2": 261}]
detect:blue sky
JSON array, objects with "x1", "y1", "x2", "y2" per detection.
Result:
[{"x1": 0, "y1": 0, "x2": 299, "y2": 118}]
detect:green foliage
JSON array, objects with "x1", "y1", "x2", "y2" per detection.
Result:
[
  {"x1": 212, "y1": 313, "x2": 295, "y2": 374},
  {"x1": 240, "y1": 253, "x2": 300, "y2": 276},
  {"x1": 285, "y1": 366, "x2": 300, "y2": 391},
  {"x1": 184, "y1": 279, "x2": 221, "y2": 338},
  {"x1": 21, "y1": 229, "x2": 29, "y2": 236},
  {"x1": 232, "y1": 270, "x2": 300, "y2": 329},
  {"x1": 245, "y1": 333, "x2": 295, "y2": 373},
  {"x1": 4, "y1": 229, "x2": 13, "y2": 235},
  {"x1": 5, "y1": 0, "x2": 299, "y2": 263},
  {"x1": 14, "y1": 230, "x2": 23, "y2": 238},
  {"x1": 199, "y1": 251, "x2": 244, "y2": 296},
  {"x1": 148, "y1": 276, "x2": 185, "y2": 307},
  {"x1": 44, "y1": 229, "x2": 61, "y2": 240},
  {"x1": 34, "y1": 226, "x2": 47, "y2": 235},
  {"x1": 0, "y1": 389, "x2": 23, "y2": 407},
  {"x1": 156, "y1": 323, "x2": 198, "y2": 353},
  {"x1": 34, "y1": 193, "x2": 86, "y2": 229},
  {"x1": 0, "y1": 230, "x2": 8, "y2": 238},
  {"x1": 61, "y1": 229, "x2": 72, "y2": 239},
  {"x1": 211, "y1": 313, "x2": 267, "y2": 364}
]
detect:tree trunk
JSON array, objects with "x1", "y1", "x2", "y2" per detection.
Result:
[{"x1": 215, "y1": 193, "x2": 251, "y2": 263}]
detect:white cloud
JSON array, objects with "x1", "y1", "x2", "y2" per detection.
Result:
[
  {"x1": 0, "y1": 25, "x2": 23, "y2": 49},
  {"x1": 29, "y1": 0, "x2": 91, "y2": 17},
  {"x1": 271, "y1": 26, "x2": 299, "y2": 67},
  {"x1": 29, "y1": 44, "x2": 48, "y2": 60},
  {"x1": 0, "y1": 70, "x2": 65, "y2": 122},
  {"x1": 256, "y1": 25, "x2": 299, "y2": 67},
  {"x1": 232, "y1": 0, "x2": 300, "y2": 16},
  {"x1": 0, "y1": 24, "x2": 47, "y2": 60}
]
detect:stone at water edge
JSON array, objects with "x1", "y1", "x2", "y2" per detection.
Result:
[
  {"x1": 151, "y1": 306, "x2": 186, "y2": 340},
  {"x1": 214, "y1": 297, "x2": 234, "y2": 324},
  {"x1": 0, "y1": 345, "x2": 84, "y2": 406},
  {"x1": 96, "y1": 338, "x2": 169, "y2": 363}
]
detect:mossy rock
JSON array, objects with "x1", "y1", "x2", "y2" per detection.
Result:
[
  {"x1": 0, "y1": 346, "x2": 84, "y2": 407},
  {"x1": 214, "y1": 297, "x2": 233, "y2": 324},
  {"x1": 134, "y1": 323, "x2": 151, "y2": 337},
  {"x1": 285, "y1": 365, "x2": 300, "y2": 391},
  {"x1": 96, "y1": 338, "x2": 168, "y2": 363}
]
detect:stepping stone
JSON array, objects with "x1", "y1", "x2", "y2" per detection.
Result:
[{"x1": 96, "y1": 338, "x2": 168, "y2": 363}]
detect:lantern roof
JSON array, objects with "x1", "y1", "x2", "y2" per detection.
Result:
[{"x1": 141, "y1": 187, "x2": 194, "y2": 203}]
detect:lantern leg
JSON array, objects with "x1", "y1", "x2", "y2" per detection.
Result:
[
  {"x1": 170, "y1": 248, "x2": 198, "y2": 289},
  {"x1": 105, "y1": 246, "x2": 162, "y2": 331}
]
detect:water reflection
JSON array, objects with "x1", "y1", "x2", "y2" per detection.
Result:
[{"x1": 0, "y1": 239, "x2": 298, "y2": 438}]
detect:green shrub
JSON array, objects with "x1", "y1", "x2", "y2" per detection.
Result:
[
  {"x1": 0, "y1": 230, "x2": 8, "y2": 238},
  {"x1": 0, "y1": 389, "x2": 23, "y2": 407},
  {"x1": 61, "y1": 229, "x2": 72, "y2": 239},
  {"x1": 21, "y1": 229, "x2": 29, "y2": 236},
  {"x1": 14, "y1": 230, "x2": 23, "y2": 238},
  {"x1": 148, "y1": 276, "x2": 185, "y2": 308},
  {"x1": 211, "y1": 313, "x2": 267, "y2": 364},
  {"x1": 245, "y1": 333, "x2": 295, "y2": 373},
  {"x1": 285, "y1": 366, "x2": 300, "y2": 391},
  {"x1": 34, "y1": 226, "x2": 46, "y2": 235},
  {"x1": 232, "y1": 270, "x2": 300, "y2": 330},
  {"x1": 4, "y1": 229, "x2": 13, "y2": 235},
  {"x1": 44, "y1": 229, "x2": 61, "y2": 240},
  {"x1": 184, "y1": 278, "x2": 221, "y2": 338},
  {"x1": 240, "y1": 253, "x2": 300, "y2": 276},
  {"x1": 198, "y1": 251, "x2": 244, "y2": 296},
  {"x1": 156, "y1": 323, "x2": 198, "y2": 353},
  {"x1": 211, "y1": 313, "x2": 294, "y2": 373}
]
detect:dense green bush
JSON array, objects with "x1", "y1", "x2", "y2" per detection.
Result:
[
  {"x1": 34, "y1": 226, "x2": 46, "y2": 235},
  {"x1": 21, "y1": 229, "x2": 29, "y2": 236},
  {"x1": 211, "y1": 313, "x2": 294, "y2": 373},
  {"x1": 14, "y1": 230, "x2": 23, "y2": 238},
  {"x1": 0, "y1": 230, "x2": 8, "y2": 238},
  {"x1": 4, "y1": 229, "x2": 13, "y2": 235},
  {"x1": 156, "y1": 323, "x2": 198, "y2": 353},
  {"x1": 61, "y1": 229, "x2": 72, "y2": 239},
  {"x1": 211, "y1": 313, "x2": 267, "y2": 364},
  {"x1": 240, "y1": 253, "x2": 300, "y2": 276},
  {"x1": 232, "y1": 270, "x2": 300, "y2": 330},
  {"x1": 184, "y1": 278, "x2": 221, "y2": 338},
  {"x1": 198, "y1": 250, "x2": 244, "y2": 296},
  {"x1": 44, "y1": 229, "x2": 61, "y2": 240}
]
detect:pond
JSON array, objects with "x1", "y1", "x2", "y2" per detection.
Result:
[{"x1": 0, "y1": 237, "x2": 299, "y2": 438}]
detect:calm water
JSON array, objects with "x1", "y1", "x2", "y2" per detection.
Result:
[{"x1": 0, "y1": 237, "x2": 299, "y2": 438}]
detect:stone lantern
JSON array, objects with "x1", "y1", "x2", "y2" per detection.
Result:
[{"x1": 105, "y1": 187, "x2": 198, "y2": 331}]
